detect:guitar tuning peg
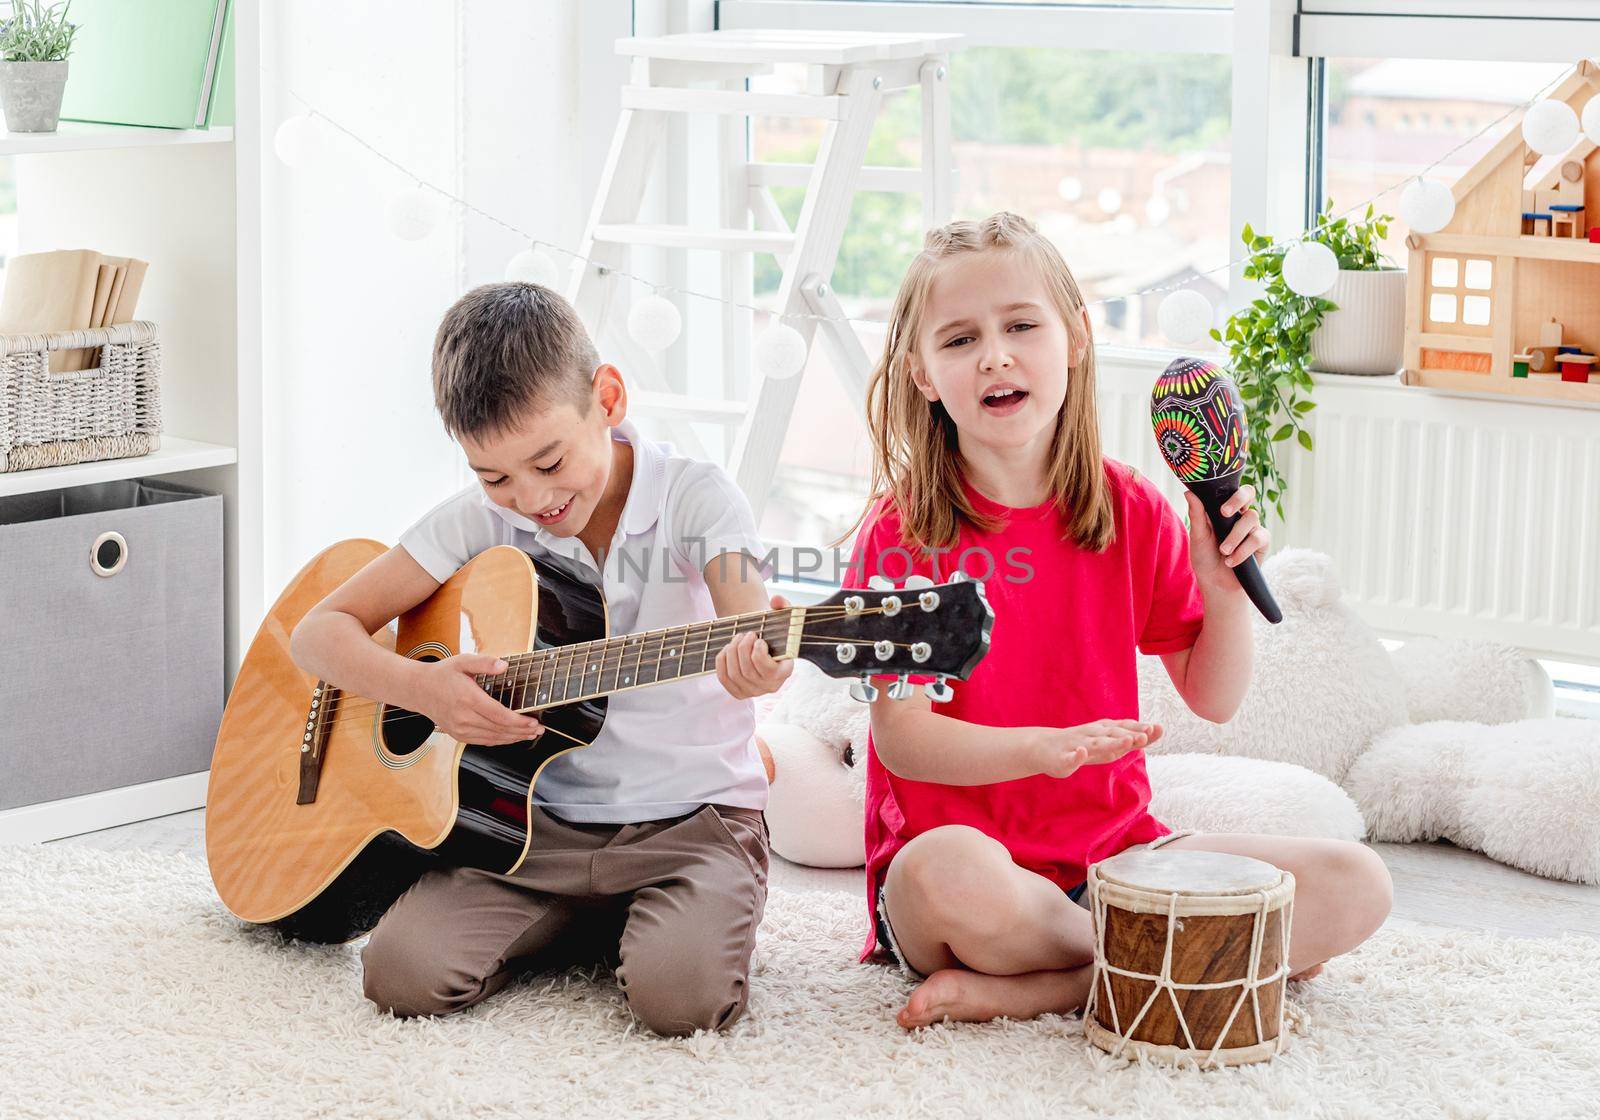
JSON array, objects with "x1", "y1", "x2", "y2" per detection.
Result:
[
  {"x1": 887, "y1": 674, "x2": 913, "y2": 701},
  {"x1": 848, "y1": 675, "x2": 880, "y2": 703},
  {"x1": 867, "y1": 575, "x2": 893, "y2": 591},
  {"x1": 923, "y1": 675, "x2": 954, "y2": 704},
  {"x1": 904, "y1": 575, "x2": 933, "y2": 590}
]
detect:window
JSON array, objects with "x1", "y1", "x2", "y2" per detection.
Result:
[
  {"x1": 748, "y1": 46, "x2": 1231, "y2": 546},
  {"x1": 1424, "y1": 253, "x2": 1492, "y2": 332},
  {"x1": 1320, "y1": 58, "x2": 1570, "y2": 261}
]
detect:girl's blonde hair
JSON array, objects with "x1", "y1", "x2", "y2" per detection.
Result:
[{"x1": 849, "y1": 211, "x2": 1115, "y2": 554}]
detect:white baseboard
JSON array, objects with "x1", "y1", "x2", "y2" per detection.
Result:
[{"x1": 0, "y1": 771, "x2": 209, "y2": 845}]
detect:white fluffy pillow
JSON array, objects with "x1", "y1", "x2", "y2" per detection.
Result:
[
  {"x1": 1346, "y1": 718, "x2": 1600, "y2": 884},
  {"x1": 1388, "y1": 637, "x2": 1554, "y2": 725},
  {"x1": 1139, "y1": 550, "x2": 1408, "y2": 784},
  {"x1": 1148, "y1": 753, "x2": 1366, "y2": 842}
]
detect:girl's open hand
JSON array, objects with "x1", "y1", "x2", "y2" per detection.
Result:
[
  {"x1": 1031, "y1": 719, "x2": 1162, "y2": 779},
  {"x1": 1185, "y1": 485, "x2": 1271, "y2": 596},
  {"x1": 715, "y1": 595, "x2": 795, "y2": 700}
]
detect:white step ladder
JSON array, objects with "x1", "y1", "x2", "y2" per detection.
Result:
[{"x1": 566, "y1": 28, "x2": 963, "y2": 515}]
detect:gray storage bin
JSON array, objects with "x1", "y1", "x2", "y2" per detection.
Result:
[{"x1": 0, "y1": 478, "x2": 222, "y2": 811}]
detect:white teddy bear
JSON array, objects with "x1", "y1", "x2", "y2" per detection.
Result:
[{"x1": 758, "y1": 549, "x2": 1600, "y2": 884}]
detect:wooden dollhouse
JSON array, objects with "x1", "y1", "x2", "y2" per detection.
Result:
[{"x1": 1403, "y1": 59, "x2": 1600, "y2": 405}]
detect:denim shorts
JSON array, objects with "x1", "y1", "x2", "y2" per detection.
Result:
[{"x1": 873, "y1": 830, "x2": 1196, "y2": 981}]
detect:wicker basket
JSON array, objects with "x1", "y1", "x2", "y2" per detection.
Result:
[{"x1": 0, "y1": 321, "x2": 163, "y2": 473}]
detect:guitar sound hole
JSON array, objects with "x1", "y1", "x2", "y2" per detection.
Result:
[
  {"x1": 382, "y1": 709, "x2": 437, "y2": 756},
  {"x1": 382, "y1": 653, "x2": 441, "y2": 756}
]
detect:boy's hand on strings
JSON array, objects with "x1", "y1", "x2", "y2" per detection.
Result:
[
  {"x1": 1031, "y1": 719, "x2": 1161, "y2": 779},
  {"x1": 414, "y1": 653, "x2": 545, "y2": 746},
  {"x1": 1184, "y1": 484, "x2": 1271, "y2": 596},
  {"x1": 716, "y1": 595, "x2": 795, "y2": 700}
]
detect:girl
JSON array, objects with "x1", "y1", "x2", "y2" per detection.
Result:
[{"x1": 844, "y1": 212, "x2": 1392, "y2": 1030}]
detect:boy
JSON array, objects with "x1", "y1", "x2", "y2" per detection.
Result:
[{"x1": 289, "y1": 282, "x2": 792, "y2": 1035}]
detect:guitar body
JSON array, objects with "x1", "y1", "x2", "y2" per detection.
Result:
[{"x1": 205, "y1": 541, "x2": 606, "y2": 944}]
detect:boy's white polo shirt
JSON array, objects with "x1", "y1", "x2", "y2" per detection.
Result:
[{"x1": 398, "y1": 418, "x2": 771, "y2": 823}]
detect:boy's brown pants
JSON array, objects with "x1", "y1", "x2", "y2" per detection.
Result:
[{"x1": 360, "y1": 803, "x2": 768, "y2": 1036}]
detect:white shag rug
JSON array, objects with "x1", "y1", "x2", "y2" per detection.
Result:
[{"x1": 4, "y1": 847, "x2": 1599, "y2": 1120}]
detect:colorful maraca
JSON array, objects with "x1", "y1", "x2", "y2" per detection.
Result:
[{"x1": 1150, "y1": 357, "x2": 1282, "y2": 624}]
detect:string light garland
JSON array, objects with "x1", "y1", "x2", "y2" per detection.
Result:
[{"x1": 281, "y1": 66, "x2": 1571, "y2": 355}]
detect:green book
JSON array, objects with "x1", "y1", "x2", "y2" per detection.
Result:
[{"x1": 59, "y1": 0, "x2": 229, "y2": 130}]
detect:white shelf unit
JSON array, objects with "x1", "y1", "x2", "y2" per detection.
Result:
[
  {"x1": 0, "y1": 122, "x2": 234, "y2": 157},
  {"x1": 0, "y1": 436, "x2": 237, "y2": 497},
  {"x1": 0, "y1": 1, "x2": 261, "y2": 845}
]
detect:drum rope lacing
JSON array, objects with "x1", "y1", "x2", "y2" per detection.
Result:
[{"x1": 1085, "y1": 882, "x2": 1296, "y2": 1069}]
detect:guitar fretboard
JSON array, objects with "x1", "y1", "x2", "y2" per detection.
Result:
[{"x1": 475, "y1": 607, "x2": 799, "y2": 711}]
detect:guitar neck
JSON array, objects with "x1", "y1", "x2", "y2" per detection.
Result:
[{"x1": 475, "y1": 607, "x2": 802, "y2": 712}]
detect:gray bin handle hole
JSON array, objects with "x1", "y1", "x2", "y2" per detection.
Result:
[{"x1": 91, "y1": 531, "x2": 128, "y2": 577}]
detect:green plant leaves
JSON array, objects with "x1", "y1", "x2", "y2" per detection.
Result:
[{"x1": 1217, "y1": 197, "x2": 1389, "y2": 524}]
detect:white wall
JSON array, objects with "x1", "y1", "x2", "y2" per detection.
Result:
[{"x1": 258, "y1": 0, "x2": 625, "y2": 600}]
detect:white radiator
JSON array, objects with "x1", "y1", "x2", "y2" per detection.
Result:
[{"x1": 1097, "y1": 352, "x2": 1600, "y2": 664}]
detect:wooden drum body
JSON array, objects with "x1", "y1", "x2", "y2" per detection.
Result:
[{"x1": 1084, "y1": 849, "x2": 1295, "y2": 1068}]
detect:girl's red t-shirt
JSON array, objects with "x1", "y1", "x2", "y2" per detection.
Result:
[{"x1": 844, "y1": 459, "x2": 1205, "y2": 960}]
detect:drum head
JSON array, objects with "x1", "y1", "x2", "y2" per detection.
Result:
[{"x1": 1095, "y1": 848, "x2": 1282, "y2": 896}]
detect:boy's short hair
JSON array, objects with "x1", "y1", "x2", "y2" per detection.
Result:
[{"x1": 431, "y1": 282, "x2": 600, "y2": 439}]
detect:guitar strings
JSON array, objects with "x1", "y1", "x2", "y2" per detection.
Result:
[
  {"x1": 312, "y1": 600, "x2": 945, "y2": 732},
  {"x1": 314, "y1": 630, "x2": 933, "y2": 732}
]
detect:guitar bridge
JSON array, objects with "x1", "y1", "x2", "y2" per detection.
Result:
[{"x1": 297, "y1": 681, "x2": 336, "y2": 805}]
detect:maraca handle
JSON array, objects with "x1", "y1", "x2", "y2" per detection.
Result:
[
  {"x1": 1188, "y1": 475, "x2": 1283, "y2": 625},
  {"x1": 1202, "y1": 505, "x2": 1283, "y2": 624}
]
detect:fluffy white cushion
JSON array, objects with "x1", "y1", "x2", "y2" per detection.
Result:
[
  {"x1": 758, "y1": 723, "x2": 867, "y2": 868},
  {"x1": 1139, "y1": 549, "x2": 1408, "y2": 784},
  {"x1": 1347, "y1": 718, "x2": 1600, "y2": 884},
  {"x1": 1388, "y1": 637, "x2": 1555, "y2": 725},
  {"x1": 1148, "y1": 754, "x2": 1366, "y2": 842}
]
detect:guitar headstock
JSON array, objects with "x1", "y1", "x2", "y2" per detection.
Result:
[{"x1": 796, "y1": 574, "x2": 993, "y2": 704}]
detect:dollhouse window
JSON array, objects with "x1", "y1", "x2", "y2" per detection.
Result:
[{"x1": 1426, "y1": 254, "x2": 1492, "y2": 330}]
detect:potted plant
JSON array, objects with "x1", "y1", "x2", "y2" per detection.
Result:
[
  {"x1": 1213, "y1": 202, "x2": 1395, "y2": 524},
  {"x1": 0, "y1": 1, "x2": 78, "y2": 134},
  {"x1": 1306, "y1": 201, "x2": 1405, "y2": 376}
]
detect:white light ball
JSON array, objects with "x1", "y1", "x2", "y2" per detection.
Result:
[
  {"x1": 755, "y1": 322, "x2": 808, "y2": 380},
  {"x1": 387, "y1": 187, "x2": 444, "y2": 241},
  {"x1": 1097, "y1": 187, "x2": 1122, "y2": 215},
  {"x1": 505, "y1": 248, "x2": 560, "y2": 288},
  {"x1": 628, "y1": 295, "x2": 682, "y2": 352},
  {"x1": 1582, "y1": 96, "x2": 1600, "y2": 145},
  {"x1": 1057, "y1": 176, "x2": 1084, "y2": 202},
  {"x1": 1282, "y1": 240, "x2": 1340, "y2": 297},
  {"x1": 273, "y1": 114, "x2": 322, "y2": 167},
  {"x1": 1399, "y1": 178, "x2": 1456, "y2": 235},
  {"x1": 1145, "y1": 194, "x2": 1172, "y2": 227},
  {"x1": 1522, "y1": 98, "x2": 1579, "y2": 156},
  {"x1": 1157, "y1": 289, "x2": 1214, "y2": 346}
]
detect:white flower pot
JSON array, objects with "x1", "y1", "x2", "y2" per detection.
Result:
[
  {"x1": 1309, "y1": 267, "x2": 1408, "y2": 376},
  {"x1": 0, "y1": 59, "x2": 69, "y2": 133}
]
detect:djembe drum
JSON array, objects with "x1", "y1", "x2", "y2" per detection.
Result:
[{"x1": 1084, "y1": 848, "x2": 1296, "y2": 1069}]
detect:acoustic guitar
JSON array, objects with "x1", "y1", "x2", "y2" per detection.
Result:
[{"x1": 205, "y1": 540, "x2": 992, "y2": 943}]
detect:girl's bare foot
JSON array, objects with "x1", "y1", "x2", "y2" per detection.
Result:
[
  {"x1": 896, "y1": 965, "x2": 1094, "y2": 1029},
  {"x1": 1289, "y1": 962, "x2": 1325, "y2": 981}
]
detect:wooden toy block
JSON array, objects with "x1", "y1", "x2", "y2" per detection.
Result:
[
  {"x1": 1512, "y1": 352, "x2": 1532, "y2": 378},
  {"x1": 1528, "y1": 346, "x2": 1563, "y2": 374},
  {"x1": 1558, "y1": 353, "x2": 1596, "y2": 383},
  {"x1": 1538, "y1": 317, "x2": 1564, "y2": 347}
]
